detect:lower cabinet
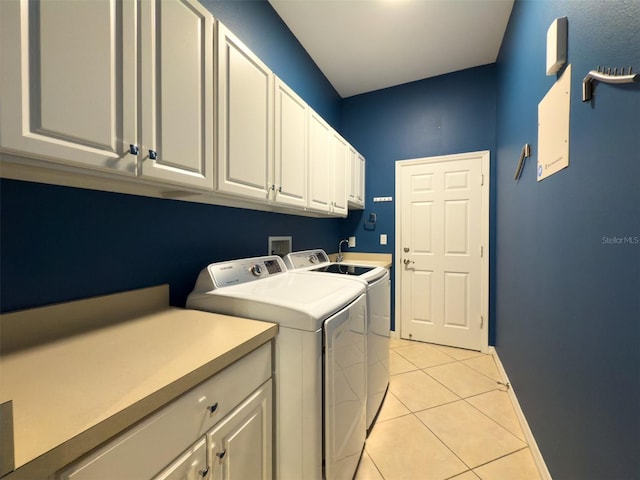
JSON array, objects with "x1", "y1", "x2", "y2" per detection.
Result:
[
  {"x1": 206, "y1": 381, "x2": 272, "y2": 480},
  {"x1": 56, "y1": 344, "x2": 272, "y2": 480},
  {"x1": 153, "y1": 438, "x2": 208, "y2": 480},
  {"x1": 154, "y1": 381, "x2": 272, "y2": 480}
]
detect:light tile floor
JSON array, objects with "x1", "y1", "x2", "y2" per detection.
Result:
[{"x1": 355, "y1": 338, "x2": 542, "y2": 480}]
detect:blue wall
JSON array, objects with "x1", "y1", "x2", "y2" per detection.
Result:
[
  {"x1": 0, "y1": 180, "x2": 342, "y2": 312},
  {"x1": 2, "y1": 1, "x2": 638, "y2": 477},
  {"x1": 340, "y1": 65, "x2": 498, "y2": 336},
  {"x1": 495, "y1": 1, "x2": 640, "y2": 478},
  {"x1": 0, "y1": 0, "x2": 343, "y2": 313}
]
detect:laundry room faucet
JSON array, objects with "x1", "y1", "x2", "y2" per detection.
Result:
[{"x1": 337, "y1": 239, "x2": 349, "y2": 262}]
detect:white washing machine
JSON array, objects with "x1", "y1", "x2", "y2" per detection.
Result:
[
  {"x1": 283, "y1": 250, "x2": 390, "y2": 433},
  {"x1": 186, "y1": 256, "x2": 366, "y2": 480}
]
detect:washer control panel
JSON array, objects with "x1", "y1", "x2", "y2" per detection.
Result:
[
  {"x1": 283, "y1": 249, "x2": 330, "y2": 269},
  {"x1": 209, "y1": 256, "x2": 287, "y2": 287}
]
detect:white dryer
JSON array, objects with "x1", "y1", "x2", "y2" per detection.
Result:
[
  {"x1": 283, "y1": 250, "x2": 390, "y2": 433},
  {"x1": 186, "y1": 256, "x2": 366, "y2": 480}
]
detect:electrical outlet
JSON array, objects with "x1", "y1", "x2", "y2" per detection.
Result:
[{"x1": 380, "y1": 234, "x2": 387, "y2": 245}]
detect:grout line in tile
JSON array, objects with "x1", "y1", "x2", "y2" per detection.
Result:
[
  {"x1": 393, "y1": 347, "x2": 459, "y2": 369},
  {"x1": 412, "y1": 410, "x2": 476, "y2": 472},
  {"x1": 461, "y1": 396, "x2": 530, "y2": 446},
  {"x1": 372, "y1": 410, "x2": 413, "y2": 426},
  {"x1": 460, "y1": 359, "x2": 508, "y2": 385},
  {"x1": 363, "y1": 341, "x2": 541, "y2": 480},
  {"x1": 414, "y1": 407, "x2": 529, "y2": 474},
  {"x1": 420, "y1": 361, "x2": 499, "y2": 400},
  {"x1": 361, "y1": 449, "x2": 386, "y2": 480},
  {"x1": 444, "y1": 469, "x2": 478, "y2": 480},
  {"x1": 469, "y1": 445, "x2": 531, "y2": 472}
]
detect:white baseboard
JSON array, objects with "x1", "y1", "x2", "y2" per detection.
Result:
[
  {"x1": 489, "y1": 347, "x2": 552, "y2": 480},
  {"x1": 389, "y1": 330, "x2": 399, "y2": 339}
]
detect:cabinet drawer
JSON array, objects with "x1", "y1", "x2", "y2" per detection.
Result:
[{"x1": 57, "y1": 343, "x2": 271, "y2": 480}]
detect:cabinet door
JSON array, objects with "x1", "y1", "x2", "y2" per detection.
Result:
[
  {"x1": 274, "y1": 79, "x2": 308, "y2": 208},
  {"x1": 307, "y1": 110, "x2": 333, "y2": 213},
  {"x1": 217, "y1": 23, "x2": 274, "y2": 200},
  {"x1": 357, "y1": 153, "x2": 366, "y2": 206},
  {"x1": 153, "y1": 439, "x2": 208, "y2": 480},
  {"x1": 138, "y1": 0, "x2": 214, "y2": 190},
  {"x1": 348, "y1": 148, "x2": 365, "y2": 209},
  {"x1": 207, "y1": 381, "x2": 272, "y2": 480},
  {"x1": 0, "y1": 0, "x2": 136, "y2": 174},
  {"x1": 331, "y1": 133, "x2": 349, "y2": 216}
]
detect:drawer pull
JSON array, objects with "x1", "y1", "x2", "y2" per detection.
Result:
[
  {"x1": 207, "y1": 402, "x2": 219, "y2": 413},
  {"x1": 216, "y1": 449, "x2": 227, "y2": 460}
]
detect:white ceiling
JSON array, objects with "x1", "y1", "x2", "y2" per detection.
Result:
[{"x1": 268, "y1": 0, "x2": 514, "y2": 98}]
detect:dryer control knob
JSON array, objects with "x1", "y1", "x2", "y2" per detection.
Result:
[{"x1": 251, "y1": 264, "x2": 262, "y2": 276}]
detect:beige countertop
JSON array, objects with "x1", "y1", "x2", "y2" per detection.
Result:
[
  {"x1": 328, "y1": 252, "x2": 393, "y2": 268},
  {"x1": 0, "y1": 286, "x2": 277, "y2": 479}
]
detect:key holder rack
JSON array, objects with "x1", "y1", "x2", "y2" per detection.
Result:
[{"x1": 582, "y1": 66, "x2": 640, "y2": 102}]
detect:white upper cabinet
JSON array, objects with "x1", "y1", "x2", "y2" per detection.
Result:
[
  {"x1": 348, "y1": 147, "x2": 365, "y2": 209},
  {"x1": 273, "y1": 78, "x2": 308, "y2": 208},
  {"x1": 0, "y1": 0, "x2": 215, "y2": 190},
  {"x1": 307, "y1": 110, "x2": 333, "y2": 213},
  {"x1": 0, "y1": 1, "x2": 360, "y2": 216},
  {"x1": 0, "y1": 0, "x2": 137, "y2": 174},
  {"x1": 216, "y1": 22, "x2": 274, "y2": 201},
  {"x1": 138, "y1": 0, "x2": 215, "y2": 189},
  {"x1": 307, "y1": 109, "x2": 350, "y2": 217},
  {"x1": 331, "y1": 132, "x2": 349, "y2": 216}
]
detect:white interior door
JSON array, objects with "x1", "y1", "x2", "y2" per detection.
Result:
[{"x1": 396, "y1": 151, "x2": 489, "y2": 351}]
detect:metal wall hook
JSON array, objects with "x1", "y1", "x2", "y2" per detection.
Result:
[
  {"x1": 514, "y1": 144, "x2": 531, "y2": 181},
  {"x1": 582, "y1": 66, "x2": 640, "y2": 102}
]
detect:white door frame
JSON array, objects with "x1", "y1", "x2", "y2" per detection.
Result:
[{"x1": 394, "y1": 151, "x2": 490, "y2": 353}]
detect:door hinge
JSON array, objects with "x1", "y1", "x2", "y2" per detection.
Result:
[
  {"x1": 480, "y1": 315, "x2": 484, "y2": 329},
  {"x1": 480, "y1": 245, "x2": 484, "y2": 257},
  {"x1": 480, "y1": 174, "x2": 484, "y2": 186}
]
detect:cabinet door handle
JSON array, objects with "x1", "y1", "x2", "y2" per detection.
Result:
[
  {"x1": 216, "y1": 449, "x2": 227, "y2": 460},
  {"x1": 129, "y1": 144, "x2": 139, "y2": 155},
  {"x1": 148, "y1": 149, "x2": 157, "y2": 160},
  {"x1": 207, "y1": 402, "x2": 218, "y2": 413},
  {"x1": 199, "y1": 466, "x2": 210, "y2": 478}
]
